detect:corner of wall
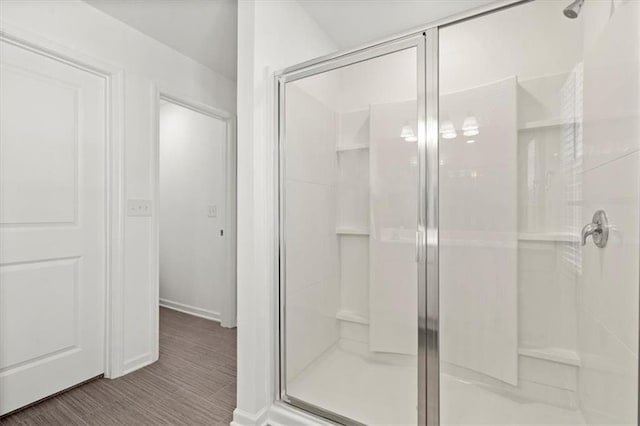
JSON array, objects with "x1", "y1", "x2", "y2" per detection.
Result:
[{"x1": 234, "y1": 0, "x2": 338, "y2": 420}]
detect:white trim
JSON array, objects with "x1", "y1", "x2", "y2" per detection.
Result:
[
  {"x1": 159, "y1": 299, "x2": 221, "y2": 323},
  {"x1": 231, "y1": 403, "x2": 338, "y2": 426},
  {"x1": 122, "y1": 352, "x2": 154, "y2": 375},
  {"x1": 231, "y1": 406, "x2": 269, "y2": 426},
  {"x1": 267, "y1": 403, "x2": 334, "y2": 426},
  {"x1": 223, "y1": 115, "x2": 238, "y2": 328},
  {"x1": 0, "y1": 23, "x2": 126, "y2": 380},
  {"x1": 151, "y1": 85, "x2": 238, "y2": 361}
]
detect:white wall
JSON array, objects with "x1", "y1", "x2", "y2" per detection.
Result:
[
  {"x1": 0, "y1": 0, "x2": 236, "y2": 375},
  {"x1": 159, "y1": 101, "x2": 228, "y2": 321},
  {"x1": 234, "y1": 0, "x2": 337, "y2": 423}
]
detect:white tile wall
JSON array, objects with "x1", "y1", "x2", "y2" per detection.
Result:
[
  {"x1": 338, "y1": 236, "x2": 369, "y2": 320},
  {"x1": 337, "y1": 109, "x2": 369, "y2": 148},
  {"x1": 580, "y1": 153, "x2": 639, "y2": 351},
  {"x1": 285, "y1": 85, "x2": 337, "y2": 186},
  {"x1": 518, "y1": 241, "x2": 578, "y2": 351},
  {"x1": 577, "y1": 1, "x2": 639, "y2": 423},
  {"x1": 581, "y1": 1, "x2": 639, "y2": 173},
  {"x1": 284, "y1": 85, "x2": 340, "y2": 381},
  {"x1": 577, "y1": 152, "x2": 639, "y2": 425},
  {"x1": 440, "y1": 77, "x2": 519, "y2": 385},
  {"x1": 368, "y1": 101, "x2": 418, "y2": 356},
  {"x1": 336, "y1": 149, "x2": 369, "y2": 230}
]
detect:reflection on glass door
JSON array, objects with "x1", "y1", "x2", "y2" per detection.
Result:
[
  {"x1": 439, "y1": 1, "x2": 639, "y2": 425},
  {"x1": 278, "y1": 40, "x2": 423, "y2": 425}
]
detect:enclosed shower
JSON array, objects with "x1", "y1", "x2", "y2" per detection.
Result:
[{"x1": 276, "y1": 0, "x2": 639, "y2": 424}]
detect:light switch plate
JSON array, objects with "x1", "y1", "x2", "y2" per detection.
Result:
[
  {"x1": 207, "y1": 205, "x2": 217, "y2": 218},
  {"x1": 127, "y1": 199, "x2": 152, "y2": 217}
]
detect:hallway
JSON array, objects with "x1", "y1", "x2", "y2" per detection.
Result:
[{"x1": 0, "y1": 308, "x2": 236, "y2": 425}]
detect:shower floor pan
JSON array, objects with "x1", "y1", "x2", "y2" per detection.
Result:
[{"x1": 287, "y1": 347, "x2": 586, "y2": 425}]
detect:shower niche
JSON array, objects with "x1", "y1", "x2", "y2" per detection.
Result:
[
  {"x1": 335, "y1": 108, "x2": 371, "y2": 338},
  {"x1": 335, "y1": 103, "x2": 418, "y2": 359}
]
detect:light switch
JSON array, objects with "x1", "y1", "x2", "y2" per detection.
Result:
[
  {"x1": 207, "y1": 205, "x2": 217, "y2": 218},
  {"x1": 127, "y1": 199, "x2": 152, "y2": 217}
]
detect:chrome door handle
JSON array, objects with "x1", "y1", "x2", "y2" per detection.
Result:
[{"x1": 581, "y1": 210, "x2": 609, "y2": 248}]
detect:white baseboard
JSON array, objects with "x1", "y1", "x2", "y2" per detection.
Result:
[
  {"x1": 159, "y1": 298, "x2": 221, "y2": 323},
  {"x1": 122, "y1": 352, "x2": 154, "y2": 376},
  {"x1": 231, "y1": 403, "x2": 332, "y2": 426},
  {"x1": 231, "y1": 406, "x2": 268, "y2": 426}
]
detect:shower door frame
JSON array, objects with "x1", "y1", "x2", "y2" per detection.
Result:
[
  {"x1": 274, "y1": 1, "x2": 530, "y2": 425},
  {"x1": 275, "y1": 32, "x2": 431, "y2": 426}
]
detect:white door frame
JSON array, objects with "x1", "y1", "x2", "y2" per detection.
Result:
[
  {"x1": 151, "y1": 85, "x2": 237, "y2": 342},
  {"x1": 0, "y1": 24, "x2": 126, "y2": 379}
]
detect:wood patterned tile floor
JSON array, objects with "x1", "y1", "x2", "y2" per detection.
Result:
[{"x1": 1, "y1": 307, "x2": 237, "y2": 426}]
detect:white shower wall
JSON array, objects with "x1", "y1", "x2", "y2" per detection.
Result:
[
  {"x1": 439, "y1": 77, "x2": 519, "y2": 385},
  {"x1": 439, "y1": 2, "x2": 639, "y2": 423},
  {"x1": 284, "y1": 51, "x2": 423, "y2": 379},
  {"x1": 440, "y1": 0, "x2": 583, "y2": 411},
  {"x1": 577, "y1": 1, "x2": 639, "y2": 423},
  {"x1": 284, "y1": 83, "x2": 340, "y2": 380},
  {"x1": 283, "y1": 46, "x2": 421, "y2": 425},
  {"x1": 368, "y1": 100, "x2": 418, "y2": 356}
]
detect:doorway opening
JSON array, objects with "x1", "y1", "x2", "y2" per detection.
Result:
[
  {"x1": 153, "y1": 93, "x2": 237, "y2": 411},
  {"x1": 155, "y1": 92, "x2": 237, "y2": 361}
]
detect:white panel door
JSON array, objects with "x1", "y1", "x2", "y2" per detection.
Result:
[{"x1": 0, "y1": 39, "x2": 106, "y2": 414}]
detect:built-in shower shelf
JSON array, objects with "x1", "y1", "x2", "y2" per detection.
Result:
[
  {"x1": 518, "y1": 118, "x2": 575, "y2": 131},
  {"x1": 336, "y1": 227, "x2": 370, "y2": 236},
  {"x1": 336, "y1": 144, "x2": 369, "y2": 152},
  {"x1": 336, "y1": 310, "x2": 369, "y2": 325},
  {"x1": 518, "y1": 232, "x2": 579, "y2": 243},
  {"x1": 518, "y1": 347, "x2": 581, "y2": 367}
]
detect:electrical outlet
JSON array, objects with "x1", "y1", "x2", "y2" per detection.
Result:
[
  {"x1": 207, "y1": 205, "x2": 217, "y2": 218},
  {"x1": 127, "y1": 199, "x2": 152, "y2": 217}
]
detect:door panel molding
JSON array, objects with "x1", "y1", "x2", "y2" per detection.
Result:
[{"x1": 0, "y1": 62, "x2": 80, "y2": 227}]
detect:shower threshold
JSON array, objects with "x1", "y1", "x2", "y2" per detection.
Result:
[{"x1": 287, "y1": 346, "x2": 417, "y2": 425}]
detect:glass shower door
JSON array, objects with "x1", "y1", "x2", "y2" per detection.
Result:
[
  {"x1": 277, "y1": 37, "x2": 426, "y2": 425},
  {"x1": 438, "y1": 1, "x2": 639, "y2": 425}
]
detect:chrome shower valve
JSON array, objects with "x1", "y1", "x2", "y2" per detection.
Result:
[{"x1": 581, "y1": 210, "x2": 609, "y2": 248}]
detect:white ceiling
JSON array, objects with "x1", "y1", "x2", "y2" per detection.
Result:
[
  {"x1": 82, "y1": 0, "x2": 497, "y2": 80},
  {"x1": 84, "y1": 0, "x2": 237, "y2": 80},
  {"x1": 298, "y1": 0, "x2": 497, "y2": 50}
]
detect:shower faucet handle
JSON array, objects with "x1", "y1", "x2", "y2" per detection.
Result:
[{"x1": 581, "y1": 210, "x2": 609, "y2": 248}]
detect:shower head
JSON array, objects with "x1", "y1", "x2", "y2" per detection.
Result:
[{"x1": 563, "y1": 0, "x2": 584, "y2": 19}]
